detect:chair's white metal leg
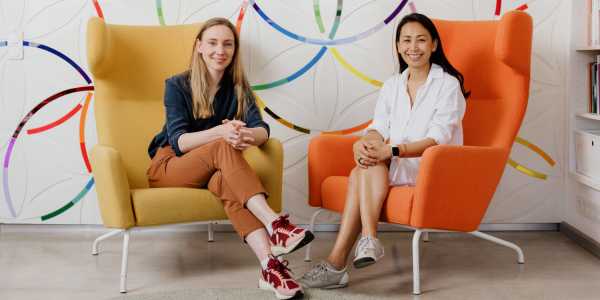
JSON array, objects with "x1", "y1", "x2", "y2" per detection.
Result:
[
  {"x1": 423, "y1": 231, "x2": 430, "y2": 242},
  {"x1": 92, "y1": 229, "x2": 124, "y2": 255},
  {"x1": 208, "y1": 222, "x2": 215, "y2": 242},
  {"x1": 119, "y1": 230, "x2": 130, "y2": 293},
  {"x1": 470, "y1": 231, "x2": 525, "y2": 264},
  {"x1": 304, "y1": 208, "x2": 324, "y2": 262},
  {"x1": 412, "y1": 229, "x2": 423, "y2": 295}
]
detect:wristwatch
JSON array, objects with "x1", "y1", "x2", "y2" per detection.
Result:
[{"x1": 391, "y1": 145, "x2": 400, "y2": 157}]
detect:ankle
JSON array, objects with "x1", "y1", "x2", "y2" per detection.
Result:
[
  {"x1": 360, "y1": 233, "x2": 377, "y2": 239},
  {"x1": 267, "y1": 215, "x2": 284, "y2": 235},
  {"x1": 326, "y1": 258, "x2": 346, "y2": 271},
  {"x1": 266, "y1": 222, "x2": 274, "y2": 235}
]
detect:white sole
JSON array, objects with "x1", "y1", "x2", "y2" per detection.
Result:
[
  {"x1": 300, "y1": 270, "x2": 350, "y2": 290},
  {"x1": 353, "y1": 254, "x2": 384, "y2": 269},
  {"x1": 320, "y1": 272, "x2": 350, "y2": 289},
  {"x1": 258, "y1": 278, "x2": 303, "y2": 300},
  {"x1": 270, "y1": 234, "x2": 305, "y2": 257}
]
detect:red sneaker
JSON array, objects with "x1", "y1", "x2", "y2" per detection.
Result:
[
  {"x1": 259, "y1": 257, "x2": 303, "y2": 299},
  {"x1": 269, "y1": 214, "x2": 314, "y2": 257}
]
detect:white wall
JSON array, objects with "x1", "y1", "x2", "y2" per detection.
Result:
[
  {"x1": 565, "y1": 0, "x2": 600, "y2": 242},
  {"x1": 0, "y1": 0, "x2": 570, "y2": 225}
]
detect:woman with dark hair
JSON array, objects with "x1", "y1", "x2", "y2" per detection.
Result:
[
  {"x1": 299, "y1": 13, "x2": 468, "y2": 289},
  {"x1": 147, "y1": 18, "x2": 311, "y2": 299}
]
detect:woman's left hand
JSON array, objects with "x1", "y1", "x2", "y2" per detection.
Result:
[{"x1": 232, "y1": 128, "x2": 255, "y2": 150}]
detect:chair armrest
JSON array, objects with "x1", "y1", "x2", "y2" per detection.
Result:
[
  {"x1": 308, "y1": 135, "x2": 359, "y2": 207},
  {"x1": 411, "y1": 145, "x2": 508, "y2": 232},
  {"x1": 90, "y1": 144, "x2": 135, "y2": 229},
  {"x1": 243, "y1": 138, "x2": 284, "y2": 213}
]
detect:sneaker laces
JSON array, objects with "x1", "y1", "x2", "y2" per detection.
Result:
[
  {"x1": 305, "y1": 262, "x2": 329, "y2": 280},
  {"x1": 268, "y1": 257, "x2": 293, "y2": 279},
  {"x1": 355, "y1": 236, "x2": 378, "y2": 256},
  {"x1": 272, "y1": 214, "x2": 294, "y2": 232}
]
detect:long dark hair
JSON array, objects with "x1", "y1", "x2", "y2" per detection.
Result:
[{"x1": 395, "y1": 13, "x2": 470, "y2": 99}]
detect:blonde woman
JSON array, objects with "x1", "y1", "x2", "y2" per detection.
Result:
[{"x1": 147, "y1": 18, "x2": 311, "y2": 299}]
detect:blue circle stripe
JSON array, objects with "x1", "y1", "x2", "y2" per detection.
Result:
[{"x1": 252, "y1": 0, "x2": 408, "y2": 46}]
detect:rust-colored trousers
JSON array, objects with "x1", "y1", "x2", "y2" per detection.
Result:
[{"x1": 147, "y1": 139, "x2": 267, "y2": 239}]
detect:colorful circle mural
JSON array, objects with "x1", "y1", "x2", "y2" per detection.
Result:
[{"x1": 0, "y1": 0, "x2": 558, "y2": 223}]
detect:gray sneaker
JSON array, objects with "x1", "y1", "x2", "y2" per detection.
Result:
[
  {"x1": 352, "y1": 236, "x2": 384, "y2": 268},
  {"x1": 298, "y1": 261, "x2": 349, "y2": 289}
]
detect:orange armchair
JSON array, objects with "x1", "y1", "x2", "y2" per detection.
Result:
[{"x1": 305, "y1": 11, "x2": 532, "y2": 295}]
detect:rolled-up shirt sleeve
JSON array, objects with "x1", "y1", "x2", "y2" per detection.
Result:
[
  {"x1": 164, "y1": 80, "x2": 191, "y2": 156},
  {"x1": 245, "y1": 93, "x2": 270, "y2": 137},
  {"x1": 365, "y1": 81, "x2": 391, "y2": 140},
  {"x1": 425, "y1": 79, "x2": 466, "y2": 145}
]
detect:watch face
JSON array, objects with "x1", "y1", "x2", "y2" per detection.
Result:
[{"x1": 392, "y1": 146, "x2": 400, "y2": 157}]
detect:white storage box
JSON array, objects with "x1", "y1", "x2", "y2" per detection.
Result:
[{"x1": 575, "y1": 130, "x2": 600, "y2": 180}]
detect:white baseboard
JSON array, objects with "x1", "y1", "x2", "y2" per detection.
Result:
[
  {"x1": 560, "y1": 222, "x2": 600, "y2": 259},
  {"x1": 0, "y1": 222, "x2": 559, "y2": 233}
]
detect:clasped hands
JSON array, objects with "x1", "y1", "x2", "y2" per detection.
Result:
[
  {"x1": 221, "y1": 119, "x2": 255, "y2": 151},
  {"x1": 353, "y1": 138, "x2": 392, "y2": 168}
]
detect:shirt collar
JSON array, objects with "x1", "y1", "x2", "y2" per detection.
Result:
[{"x1": 400, "y1": 63, "x2": 443, "y2": 84}]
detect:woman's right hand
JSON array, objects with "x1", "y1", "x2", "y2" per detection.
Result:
[
  {"x1": 353, "y1": 138, "x2": 377, "y2": 168},
  {"x1": 220, "y1": 119, "x2": 245, "y2": 147}
]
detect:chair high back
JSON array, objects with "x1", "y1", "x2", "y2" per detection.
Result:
[
  {"x1": 434, "y1": 11, "x2": 532, "y2": 150},
  {"x1": 87, "y1": 18, "x2": 200, "y2": 189}
]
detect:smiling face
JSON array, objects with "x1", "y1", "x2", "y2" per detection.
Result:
[
  {"x1": 397, "y1": 21, "x2": 437, "y2": 71},
  {"x1": 196, "y1": 24, "x2": 235, "y2": 77}
]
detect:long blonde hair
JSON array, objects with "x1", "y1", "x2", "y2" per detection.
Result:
[{"x1": 189, "y1": 17, "x2": 253, "y2": 119}]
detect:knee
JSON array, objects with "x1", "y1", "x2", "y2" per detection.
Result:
[
  {"x1": 213, "y1": 139, "x2": 239, "y2": 154},
  {"x1": 370, "y1": 163, "x2": 388, "y2": 174},
  {"x1": 353, "y1": 163, "x2": 388, "y2": 179},
  {"x1": 213, "y1": 138, "x2": 229, "y2": 148}
]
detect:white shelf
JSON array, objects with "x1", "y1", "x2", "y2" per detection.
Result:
[
  {"x1": 570, "y1": 171, "x2": 600, "y2": 191},
  {"x1": 576, "y1": 113, "x2": 600, "y2": 121},
  {"x1": 576, "y1": 46, "x2": 600, "y2": 52}
]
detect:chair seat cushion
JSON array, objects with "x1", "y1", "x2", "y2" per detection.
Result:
[
  {"x1": 131, "y1": 188, "x2": 227, "y2": 226},
  {"x1": 321, "y1": 176, "x2": 414, "y2": 225}
]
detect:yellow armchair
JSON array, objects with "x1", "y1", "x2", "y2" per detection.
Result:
[{"x1": 86, "y1": 17, "x2": 283, "y2": 293}]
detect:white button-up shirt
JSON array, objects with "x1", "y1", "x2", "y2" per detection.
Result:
[{"x1": 366, "y1": 63, "x2": 466, "y2": 186}]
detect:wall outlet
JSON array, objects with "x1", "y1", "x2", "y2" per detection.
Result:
[{"x1": 8, "y1": 31, "x2": 24, "y2": 60}]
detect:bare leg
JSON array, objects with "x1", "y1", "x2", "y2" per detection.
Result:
[
  {"x1": 246, "y1": 194, "x2": 279, "y2": 226},
  {"x1": 246, "y1": 228, "x2": 272, "y2": 261},
  {"x1": 327, "y1": 167, "x2": 363, "y2": 269},
  {"x1": 358, "y1": 163, "x2": 389, "y2": 237}
]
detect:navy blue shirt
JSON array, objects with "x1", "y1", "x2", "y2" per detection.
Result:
[{"x1": 148, "y1": 71, "x2": 270, "y2": 158}]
